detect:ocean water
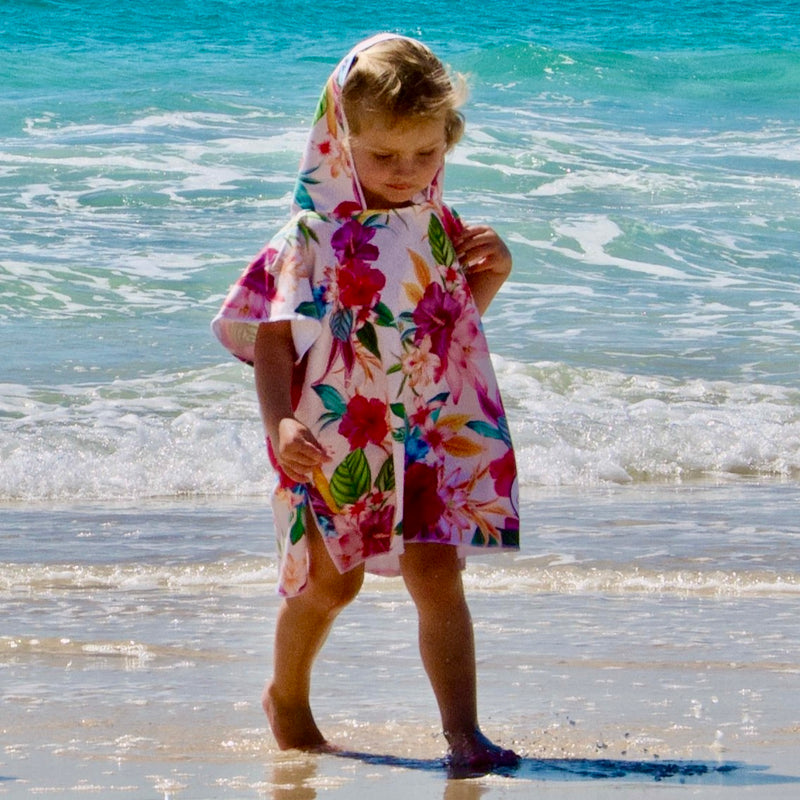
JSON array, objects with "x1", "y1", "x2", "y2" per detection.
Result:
[{"x1": 2, "y1": 1, "x2": 800, "y2": 797}]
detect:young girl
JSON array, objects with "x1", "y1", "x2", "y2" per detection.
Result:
[{"x1": 212, "y1": 33, "x2": 520, "y2": 772}]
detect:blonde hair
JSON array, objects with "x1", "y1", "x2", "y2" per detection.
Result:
[{"x1": 342, "y1": 38, "x2": 467, "y2": 149}]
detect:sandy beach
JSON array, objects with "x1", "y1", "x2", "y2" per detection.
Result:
[{"x1": 2, "y1": 487, "x2": 799, "y2": 798}]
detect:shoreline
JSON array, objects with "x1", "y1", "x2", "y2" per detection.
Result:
[{"x1": 2, "y1": 481, "x2": 799, "y2": 798}]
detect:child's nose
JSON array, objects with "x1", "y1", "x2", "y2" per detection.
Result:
[{"x1": 394, "y1": 157, "x2": 415, "y2": 177}]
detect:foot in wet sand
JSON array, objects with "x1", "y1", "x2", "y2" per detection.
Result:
[
  {"x1": 263, "y1": 682, "x2": 331, "y2": 752},
  {"x1": 446, "y1": 729, "x2": 520, "y2": 777}
]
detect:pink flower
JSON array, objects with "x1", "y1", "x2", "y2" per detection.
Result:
[
  {"x1": 441, "y1": 205, "x2": 464, "y2": 240},
  {"x1": 331, "y1": 497, "x2": 394, "y2": 565},
  {"x1": 412, "y1": 282, "x2": 462, "y2": 369},
  {"x1": 317, "y1": 136, "x2": 349, "y2": 179},
  {"x1": 223, "y1": 249, "x2": 278, "y2": 319},
  {"x1": 437, "y1": 467, "x2": 476, "y2": 542},
  {"x1": 338, "y1": 394, "x2": 390, "y2": 449},
  {"x1": 331, "y1": 218, "x2": 379, "y2": 265},
  {"x1": 440, "y1": 307, "x2": 489, "y2": 402},
  {"x1": 239, "y1": 249, "x2": 278, "y2": 299},
  {"x1": 489, "y1": 450, "x2": 516, "y2": 498}
]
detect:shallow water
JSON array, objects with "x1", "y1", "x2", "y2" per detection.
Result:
[{"x1": 2, "y1": 485, "x2": 800, "y2": 796}]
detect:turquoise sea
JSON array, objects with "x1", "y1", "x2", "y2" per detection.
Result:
[{"x1": 2, "y1": 2, "x2": 800, "y2": 797}]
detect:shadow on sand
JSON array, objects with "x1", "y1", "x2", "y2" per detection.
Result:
[{"x1": 329, "y1": 750, "x2": 800, "y2": 785}]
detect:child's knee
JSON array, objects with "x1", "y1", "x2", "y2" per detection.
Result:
[
  {"x1": 335, "y1": 565, "x2": 364, "y2": 606},
  {"x1": 313, "y1": 564, "x2": 364, "y2": 614},
  {"x1": 401, "y1": 543, "x2": 463, "y2": 602}
]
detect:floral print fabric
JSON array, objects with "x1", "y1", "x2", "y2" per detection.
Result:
[{"x1": 212, "y1": 35, "x2": 519, "y2": 596}]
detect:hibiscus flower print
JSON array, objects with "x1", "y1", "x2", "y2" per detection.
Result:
[
  {"x1": 330, "y1": 493, "x2": 395, "y2": 568},
  {"x1": 240, "y1": 249, "x2": 277, "y2": 297},
  {"x1": 338, "y1": 394, "x2": 390, "y2": 450},
  {"x1": 489, "y1": 449, "x2": 516, "y2": 498},
  {"x1": 412, "y1": 282, "x2": 462, "y2": 372},
  {"x1": 222, "y1": 249, "x2": 278, "y2": 319},
  {"x1": 402, "y1": 461, "x2": 446, "y2": 542},
  {"x1": 331, "y1": 218, "x2": 380, "y2": 266},
  {"x1": 332, "y1": 220, "x2": 384, "y2": 310},
  {"x1": 436, "y1": 466, "x2": 477, "y2": 542},
  {"x1": 410, "y1": 281, "x2": 488, "y2": 402},
  {"x1": 337, "y1": 259, "x2": 386, "y2": 309},
  {"x1": 439, "y1": 307, "x2": 489, "y2": 402}
]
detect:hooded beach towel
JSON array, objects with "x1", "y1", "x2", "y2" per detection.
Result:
[{"x1": 212, "y1": 34, "x2": 519, "y2": 596}]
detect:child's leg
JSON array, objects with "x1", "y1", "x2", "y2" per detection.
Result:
[
  {"x1": 400, "y1": 542, "x2": 519, "y2": 770},
  {"x1": 264, "y1": 516, "x2": 364, "y2": 751}
]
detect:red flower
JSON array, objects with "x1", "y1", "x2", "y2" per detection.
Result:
[
  {"x1": 333, "y1": 200, "x2": 363, "y2": 220},
  {"x1": 338, "y1": 395, "x2": 390, "y2": 449},
  {"x1": 337, "y1": 259, "x2": 386, "y2": 308},
  {"x1": 360, "y1": 503, "x2": 395, "y2": 556},
  {"x1": 402, "y1": 462, "x2": 446, "y2": 541},
  {"x1": 441, "y1": 205, "x2": 464, "y2": 240}
]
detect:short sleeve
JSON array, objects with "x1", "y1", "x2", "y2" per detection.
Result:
[{"x1": 211, "y1": 217, "x2": 323, "y2": 365}]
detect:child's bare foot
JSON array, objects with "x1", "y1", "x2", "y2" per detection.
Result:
[
  {"x1": 445, "y1": 728, "x2": 520, "y2": 777},
  {"x1": 263, "y1": 682, "x2": 331, "y2": 752}
]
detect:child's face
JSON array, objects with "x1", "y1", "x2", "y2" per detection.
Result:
[{"x1": 348, "y1": 112, "x2": 447, "y2": 209}]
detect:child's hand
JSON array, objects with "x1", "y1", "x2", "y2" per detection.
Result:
[
  {"x1": 453, "y1": 224, "x2": 512, "y2": 279},
  {"x1": 274, "y1": 417, "x2": 327, "y2": 484},
  {"x1": 452, "y1": 223, "x2": 512, "y2": 314}
]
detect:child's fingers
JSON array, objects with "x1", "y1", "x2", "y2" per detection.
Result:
[
  {"x1": 455, "y1": 225, "x2": 512, "y2": 278},
  {"x1": 459, "y1": 241, "x2": 505, "y2": 273},
  {"x1": 455, "y1": 225, "x2": 497, "y2": 262},
  {"x1": 276, "y1": 419, "x2": 327, "y2": 482},
  {"x1": 283, "y1": 441, "x2": 324, "y2": 475}
]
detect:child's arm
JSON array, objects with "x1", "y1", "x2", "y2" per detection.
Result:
[
  {"x1": 453, "y1": 223, "x2": 512, "y2": 315},
  {"x1": 254, "y1": 321, "x2": 326, "y2": 484}
]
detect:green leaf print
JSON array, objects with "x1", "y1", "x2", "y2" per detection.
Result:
[
  {"x1": 466, "y1": 420, "x2": 504, "y2": 440},
  {"x1": 471, "y1": 527, "x2": 498, "y2": 547},
  {"x1": 293, "y1": 180, "x2": 315, "y2": 211},
  {"x1": 330, "y1": 449, "x2": 371, "y2": 507},
  {"x1": 375, "y1": 455, "x2": 395, "y2": 492},
  {"x1": 289, "y1": 507, "x2": 305, "y2": 545},
  {"x1": 312, "y1": 89, "x2": 327, "y2": 124},
  {"x1": 428, "y1": 214, "x2": 456, "y2": 268},
  {"x1": 373, "y1": 301, "x2": 395, "y2": 327},
  {"x1": 390, "y1": 402, "x2": 407, "y2": 443},
  {"x1": 313, "y1": 384, "x2": 347, "y2": 416},
  {"x1": 362, "y1": 213, "x2": 388, "y2": 228},
  {"x1": 356, "y1": 322, "x2": 380, "y2": 358},
  {"x1": 497, "y1": 414, "x2": 513, "y2": 447},
  {"x1": 296, "y1": 300, "x2": 324, "y2": 320},
  {"x1": 297, "y1": 218, "x2": 320, "y2": 246}
]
